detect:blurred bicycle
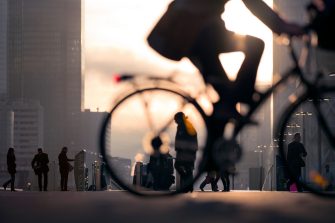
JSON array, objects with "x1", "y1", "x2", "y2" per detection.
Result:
[{"x1": 99, "y1": 31, "x2": 335, "y2": 197}]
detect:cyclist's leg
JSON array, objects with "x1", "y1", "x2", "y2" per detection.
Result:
[
  {"x1": 188, "y1": 19, "x2": 236, "y2": 109},
  {"x1": 221, "y1": 170, "x2": 230, "y2": 191},
  {"x1": 215, "y1": 28, "x2": 265, "y2": 104},
  {"x1": 188, "y1": 19, "x2": 264, "y2": 108},
  {"x1": 233, "y1": 35, "x2": 264, "y2": 104}
]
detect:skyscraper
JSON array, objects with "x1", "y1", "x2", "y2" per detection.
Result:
[
  {"x1": 0, "y1": 0, "x2": 7, "y2": 97},
  {"x1": 7, "y1": 0, "x2": 84, "y2": 154},
  {"x1": 0, "y1": 98, "x2": 44, "y2": 189}
]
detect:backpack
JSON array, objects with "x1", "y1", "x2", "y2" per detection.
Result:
[{"x1": 147, "y1": 1, "x2": 215, "y2": 61}]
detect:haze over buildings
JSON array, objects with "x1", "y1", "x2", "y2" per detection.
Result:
[
  {"x1": 7, "y1": 0, "x2": 84, "y2": 154},
  {"x1": 0, "y1": 0, "x2": 7, "y2": 97},
  {"x1": 0, "y1": 0, "x2": 89, "y2": 189}
]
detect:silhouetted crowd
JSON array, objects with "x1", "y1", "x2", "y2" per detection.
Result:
[{"x1": 2, "y1": 146, "x2": 74, "y2": 192}]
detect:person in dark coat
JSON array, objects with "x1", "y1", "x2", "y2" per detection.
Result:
[
  {"x1": 214, "y1": 169, "x2": 231, "y2": 192},
  {"x1": 199, "y1": 171, "x2": 219, "y2": 191},
  {"x1": 287, "y1": 133, "x2": 307, "y2": 192},
  {"x1": 2, "y1": 148, "x2": 16, "y2": 191},
  {"x1": 174, "y1": 112, "x2": 198, "y2": 192},
  {"x1": 147, "y1": 137, "x2": 175, "y2": 191},
  {"x1": 31, "y1": 148, "x2": 49, "y2": 191},
  {"x1": 58, "y1": 147, "x2": 74, "y2": 191}
]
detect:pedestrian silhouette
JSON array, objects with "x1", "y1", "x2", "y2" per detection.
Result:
[
  {"x1": 31, "y1": 148, "x2": 49, "y2": 191},
  {"x1": 147, "y1": 138, "x2": 175, "y2": 191},
  {"x1": 174, "y1": 112, "x2": 198, "y2": 192},
  {"x1": 199, "y1": 171, "x2": 218, "y2": 192},
  {"x1": 214, "y1": 169, "x2": 231, "y2": 192},
  {"x1": 58, "y1": 147, "x2": 74, "y2": 191},
  {"x1": 287, "y1": 133, "x2": 307, "y2": 192},
  {"x1": 324, "y1": 164, "x2": 334, "y2": 191},
  {"x1": 2, "y1": 148, "x2": 16, "y2": 191}
]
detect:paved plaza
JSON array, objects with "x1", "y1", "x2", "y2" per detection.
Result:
[{"x1": 1, "y1": 191, "x2": 335, "y2": 223}]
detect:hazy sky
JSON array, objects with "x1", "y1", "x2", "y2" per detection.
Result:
[{"x1": 84, "y1": 0, "x2": 273, "y2": 111}]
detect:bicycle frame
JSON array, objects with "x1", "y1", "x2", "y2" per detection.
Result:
[
  {"x1": 100, "y1": 33, "x2": 334, "y2": 196},
  {"x1": 232, "y1": 35, "x2": 329, "y2": 139}
]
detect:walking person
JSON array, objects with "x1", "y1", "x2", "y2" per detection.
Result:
[
  {"x1": 2, "y1": 148, "x2": 16, "y2": 191},
  {"x1": 58, "y1": 147, "x2": 74, "y2": 191},
  {"x1": 324, "y1": 164, "x2": 334, "y2": 191},
  {"x1": 31, "y1": 148, "x2": 49, "y2": 191},
  {"x1": 199, "y1": 171, "x2": 218, "y2": 191},
  {"x1": 287, "y1": 133, "x2": 307, "y2": 192},
  {"x1": 214, "y1": 169, "x2": 231, "y2": 192},
  {"x1": 174, "y1": 112, "x2": 198, "y2": 193}
]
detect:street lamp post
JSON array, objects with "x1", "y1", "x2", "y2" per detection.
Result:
[
  {"x1": 268, "y1": 142, "x2": 279, "y2": 191},
  {"x1": 255, "y1": 145, "x2": 266, "y2": 191}
]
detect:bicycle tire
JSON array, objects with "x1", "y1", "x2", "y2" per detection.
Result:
[
  {"x1": 99, "y1": 86, "x2": 209, "y2": 197},
  {"x1": 277, "y1": 86, "x2": 335, "y2": 198}
]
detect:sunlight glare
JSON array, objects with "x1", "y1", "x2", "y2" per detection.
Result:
[
  {"x1": 85, "y1": 0, "x2": 274, "y2": 110},
  {"x1": 219, "y1": 52, "x2": 245, "y2": 81},
  {"x1": 222, "y1": 0, "x2": 273, "y2": 85}
]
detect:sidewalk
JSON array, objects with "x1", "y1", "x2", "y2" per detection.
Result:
[
  {"x1": 0, "y1": 187, "x2": 23, "y2": 192},
  {"x1": 1, "y1": 191, "x2": 335, "y2": 223}
]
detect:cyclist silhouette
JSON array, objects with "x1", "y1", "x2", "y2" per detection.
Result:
[
  {"x1": 148, "y1": 0, "x2": 304, "y2": 118},
  {"x1": 148, "y1": 0, "x2": 305, "y2": 174}
]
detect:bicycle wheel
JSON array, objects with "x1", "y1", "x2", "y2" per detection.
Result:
[
  {"x1": 100, "y1": 87, "x2": 209, "y2": 196},
  {"x1": 277, "y1": 86, "x2": 335, "y2": 197}
]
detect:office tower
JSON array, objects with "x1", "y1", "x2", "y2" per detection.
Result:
[
  {"x1": 0, "y1": 99, "x2": 14, "y2": 174},
  {"x1": 0, "y1": 0, "x2": 7, "y2": 97},
  {"x1": 11, "y1": 99, "x2": 44, "y2": 189},
  {"x1": 7, "y1": 0, "x2": 84, "y2": 154},
  {"x1": 0, "y1": 99, "x2": 43, "y2": 189},
  {"x1": 80, "y1": 109, "x2": 109, "y2": 152}
]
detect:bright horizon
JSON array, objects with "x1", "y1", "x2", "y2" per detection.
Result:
[{"x1": 84, "y1": 0, "x2": 273, "y2": 111}]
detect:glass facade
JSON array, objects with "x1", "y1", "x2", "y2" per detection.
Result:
[
  {"x1": 7, "y1": 0, "x2": 83, "y2": 152},
  {"x1": 0, "y1": 0, "x2": 7, "y2": 97}
]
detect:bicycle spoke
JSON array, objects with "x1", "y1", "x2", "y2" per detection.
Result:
[
  {"x1": 100, "y1": 87, "x2": 208, "y2": 196},
  {"x1": 136, "y1": 91, "x2": 157, "y2": 134},
  {"x1": 156, "y1": 98, "x2": 190, "y2": 136}
]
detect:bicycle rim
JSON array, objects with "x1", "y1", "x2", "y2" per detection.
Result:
[
  {"x1": 100, "y1": 87, "x2": 209, "y2": 197},
  {"x1": 277, "y1": 86, "x2": 335, "y2": 198}
]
